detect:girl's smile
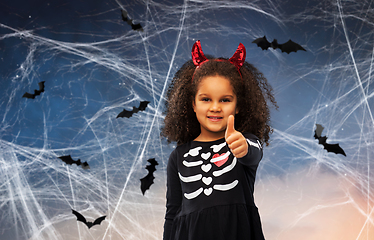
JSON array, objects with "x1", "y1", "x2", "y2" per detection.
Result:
[
  {"x1": 207, "y1": 116, "x2": 223, "y2": 121},
  {"x1": 193, "y1": 75, "x2": 239, "y2": 141}
]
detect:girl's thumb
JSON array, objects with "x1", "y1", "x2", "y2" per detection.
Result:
[{"x1": 225, "y1": 115, "x2": 235, "y2": 138}]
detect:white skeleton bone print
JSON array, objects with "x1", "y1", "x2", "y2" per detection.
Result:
[
  {"x1": 179, "y1": 139, "x2": 261, "y2": 200},
  {"x1": 178, "y1": 139, "x2": 259, "y2": 200}
]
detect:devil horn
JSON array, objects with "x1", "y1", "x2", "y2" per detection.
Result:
[
  {"x1": 191, "y1": 40, "x2": 208, "y2": 66},
  {"x1": 229, "y1": 43, "x2": 246, "y2": 70}
]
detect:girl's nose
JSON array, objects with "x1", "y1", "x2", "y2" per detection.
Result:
[{"x1": 209, "y1": 102, "x2": 221, "y2": 112}]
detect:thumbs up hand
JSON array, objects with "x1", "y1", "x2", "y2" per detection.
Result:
[{"x1": 225, "y1": 115, "x2": 248, "y2": 158}]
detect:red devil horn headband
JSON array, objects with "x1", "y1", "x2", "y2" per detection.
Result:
[
  {"x1": 191, "y1": 40, "x2": 246, "y2": 81},
  {"x1": 192, "y1": 40, "x2": 208, "y2": 66}
]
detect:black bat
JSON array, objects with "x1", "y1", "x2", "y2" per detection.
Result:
[
  {"x1": 140, "y1": 158, "x2": 158, "y2": 195},
  {"x1": 314, "y1": 124, "x2": 346, "y2": 156},
  {"x1": 252, "y1": 36, "x2": 306, "y2": 54},
  {"x1": 121, "y1": 9, "x2": 144, "y2": 32},
  {"x1": 116, "y1": 101, "x2": 150, "y2": 118},
  {"x1": 22, "y1": 81, "x2": 45, "y2": 99},
  {"x1": 71, "y1": 209, "x2": 106, "y2": 229},
  {"x1": 58, "y1": 155, "x2": 90, "y2": 170}
]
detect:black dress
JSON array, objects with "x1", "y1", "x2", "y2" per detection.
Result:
[{"x1": 163, "y1": 133, "x2": 265, "y2": 240}]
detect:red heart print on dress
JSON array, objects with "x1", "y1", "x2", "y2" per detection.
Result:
[{"x1": 212, "y1": 153, "x2": 229, "y2": 167}]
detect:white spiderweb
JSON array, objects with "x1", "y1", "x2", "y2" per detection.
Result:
[{"x1": 0, "y1": 0, "x2": 373, "y2": 239}]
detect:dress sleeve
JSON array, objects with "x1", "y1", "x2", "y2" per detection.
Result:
[
  {"x1": 237, "y1": 133, "x2": 263, "y2": 167},
  {"x1": 163, "y1": 149, "x2": 182, "y2": 240}
]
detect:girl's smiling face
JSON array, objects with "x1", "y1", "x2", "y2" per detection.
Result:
[{"x1": 193, "y1": 75, "x2": 239, "y2": 141}]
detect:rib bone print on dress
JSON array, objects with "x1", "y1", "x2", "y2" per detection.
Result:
[{"x1": 178, "y1": 140, "x2": 262, "y2": 200}]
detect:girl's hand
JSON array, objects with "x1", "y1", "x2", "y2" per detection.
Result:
[{"x1": 225, "y1": 115, "x2": 248, "y2": 158}]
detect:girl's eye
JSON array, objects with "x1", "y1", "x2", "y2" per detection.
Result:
[
  {"x1": 202, "y1": 98, "x2": 210, "y2": 101},
  {"x1": 221, "y1": 98, "x2": 231, "y2": 102}
]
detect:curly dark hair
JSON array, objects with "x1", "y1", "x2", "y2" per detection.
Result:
[{"x1": 161, "y1": 56, "x2": 278, "y2": 146}]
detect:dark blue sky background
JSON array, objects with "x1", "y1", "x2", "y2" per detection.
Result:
[{"x1": 0, "y1": 0, "x2": 373, "y2": 239}]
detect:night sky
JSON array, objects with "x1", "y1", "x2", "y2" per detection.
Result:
[{"x1": 0, "y1": 0, "x2": 373, "y2": 239}]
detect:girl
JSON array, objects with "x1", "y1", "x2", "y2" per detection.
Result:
[{"x1": 162, "y1": 40, "x2": 277, "y2": 240}]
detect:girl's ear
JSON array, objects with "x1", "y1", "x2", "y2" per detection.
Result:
[
  {"x1": 192, "y1": 99, "x2": 196, "y2": 112},
  {"x1": 235, "y1": 106, "x2": 239, "y2": 114}
]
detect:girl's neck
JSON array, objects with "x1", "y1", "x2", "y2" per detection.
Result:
[{"x1": 193, "y1": 133, "x2": 225, "y2": 142}]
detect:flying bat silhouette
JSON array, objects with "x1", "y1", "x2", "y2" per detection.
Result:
[
  {"x1": 116, "y1": 101, "x2": 150, "y2": 118},
  {"x1": 314, "y1": 124, "x2": 346, "y2": 156},
  {"x1": 71, "y1": 209, "x2": 106, "y2": 229},
  {"x1": 22, "y1": 81, "x2": 45, "y2": 99},
  {"x1": 121, "y1": 9, "x2": 144, "y2": 31},
  {"x1": 140, "y1": 158, "x2": 158, "y2": 195},
  {"x1": 252, "y1": 36, "x2": 306, "y2": 54},
  {"x1": 58, "y1": 155, "x2": 90, "y2": 170}
]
